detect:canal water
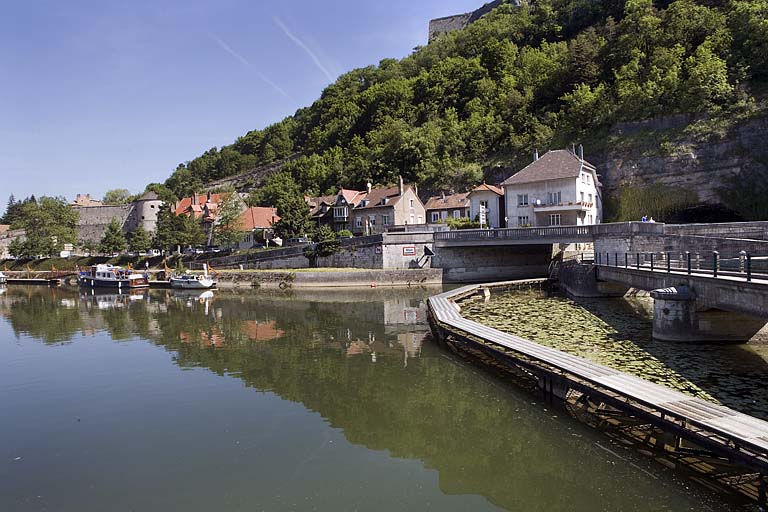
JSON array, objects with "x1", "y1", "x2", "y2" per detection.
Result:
[
  {"x1": 0, "y1": 286, "x2": 745, "y2": 511},
  {"x1": 462, "y1": 288, "x2": 768, "y2": 420}
]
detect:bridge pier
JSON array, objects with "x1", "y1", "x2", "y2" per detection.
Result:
[{"x1": 650, "y1": 286, "x2": 766, "y2": 343}]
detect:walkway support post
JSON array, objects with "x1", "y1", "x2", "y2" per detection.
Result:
[
  {"x1": 748, "y1": 253, "x2": 753, "y2": 282},
  {"x1": 686, "y1": 252, "x2": 692, "y2": 275},
  {"x1": 713, "y1": 251, "x2": 720, "y2": 278},
  {"x1": 667, "y1": 252, "x2": 671, "y2": 273},
  {"x1": 625, "y1": 253, "x2": 628, "y2": 268}
]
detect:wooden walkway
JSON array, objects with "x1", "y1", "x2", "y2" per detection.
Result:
[{"x1": 428, "y1": 284, "x2": 768, "y2": 479}]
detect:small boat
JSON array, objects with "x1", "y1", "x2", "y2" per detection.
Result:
[
  {"x1": 78, "y1": 264, "x2": 149, "y2": 289},
  {"x1": 169, "y1": 265, "x2": 216, "y2": 290},
  {"x1": 0, "y1": 272, "x2": 6, "y2": 285}
]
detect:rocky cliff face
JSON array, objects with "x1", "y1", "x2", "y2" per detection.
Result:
[{"x1": 598, "y1": 113, "x2": 768, "y2": 207}]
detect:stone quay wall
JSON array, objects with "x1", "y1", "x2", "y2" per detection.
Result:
[{"x1": 213, "y1": 269, "x2": 443, "y2": 289}]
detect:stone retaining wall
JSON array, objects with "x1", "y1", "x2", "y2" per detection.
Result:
[{"x1": 214, "y1": 269, "x2": 443, "y2": 289}]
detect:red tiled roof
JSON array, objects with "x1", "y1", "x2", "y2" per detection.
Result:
[
  {"x1": 471, "y1": 183, "x2": 503, "y2": 196},
  {"x1": 357, "y1": 186, "x2": 412, "y2": 210},
  {"x1": 424, "y1": 192, "x2": 470, "y2": 211},
  {"x1": 239, "y1": 207, "x2": 280, "y2": 230},
  {"x1": 501, "y1": 150, "x2": 597, "y2": 186},
  {"x1": 0, "y1": 225, "x2": 9, "y2": 234},
  {"x1": 175, "y1": 193, "x2": 228, "y2": 216}
]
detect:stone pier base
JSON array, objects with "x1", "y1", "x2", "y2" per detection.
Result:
[{"x1": 651, "y1": 286, "x2": 766, "y2": 343}]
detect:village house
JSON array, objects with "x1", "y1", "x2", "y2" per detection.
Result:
[
  {"x1": 307, "y1": 189, "x2": 367, "y2": 232},
  {"x1": 350, "y1": 177, "x2": 426, "y2": 235},
  {"x1": 175, "y1": 192, "x2": 248, "y2": 245},
  {"x1": 424, "y1": 192, "x2": 471, "y2": 224},
  {"x1": 236, "y1": 206, "x2": 280, "y2": 250},
  {"x1": 468, "y1": 183, "x2": 506, "y2": 228},
  {"x1": 502, "y1": 147, "x2": 602, "y2": 228}
]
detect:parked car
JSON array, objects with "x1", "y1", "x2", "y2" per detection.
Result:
[{"x1": 285, "y1": 237, "x2": 311, "y2": 247}]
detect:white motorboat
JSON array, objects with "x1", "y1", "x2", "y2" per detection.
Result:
[
  {"x1": 78, "y1": 264, "x2": 149, "y2": 289},
  {"x1": 0, "y1": 272, "x2": 6, "y2": 285},
  {"x1": 169, "y1": 265, "x2": 216, "y2": 290}
]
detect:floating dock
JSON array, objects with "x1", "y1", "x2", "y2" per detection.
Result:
[{"x1": 428, "y1": 281, "x2": 768, "y2": 506}]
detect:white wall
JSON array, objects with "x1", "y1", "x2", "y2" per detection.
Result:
[
  {"x1": 469, "y1": 191, "x2": 502, "y2": 228},
  {"x1": 504, "y1": 173, "x2": 601, "y2": 227}
]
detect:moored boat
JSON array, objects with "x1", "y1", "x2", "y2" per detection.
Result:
[
  {"x1": 78, "y1": 264, "x2": 149, "y2": 289},
  {"x1": 169, "y1": 265, "x2": 216, "y2": 290},
  {"x1": 0, "y1": 272, "x2": 6, "y2": 285}
]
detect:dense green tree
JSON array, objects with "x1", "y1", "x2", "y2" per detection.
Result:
[
  {"x1": 9, "y1": 197, "x2": 78, "y2": 258},
  {"x1": 128, "y1": 226, "x2": 153, "y2": 253},
  {"x1": 214, "y1": 189, "x2": 245, "y2": 247},
  {"x1": 102, "y1": 189, "x2": 134, "y2": 205},
  {"x1": 99, "y1": 219, "x2": 127, "y2": 255},
  {"x1": 153, "y1": 204, "x2": 183, "y2": 252}
]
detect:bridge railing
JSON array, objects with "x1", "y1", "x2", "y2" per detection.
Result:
[
  {"x1": 434, "y1": 224, "x2": 594, "y2": 242},
  {"x1": 595, "y1": 250, "x2": 768, "y2": 282}
]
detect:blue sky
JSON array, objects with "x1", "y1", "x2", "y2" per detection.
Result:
[{"x1": 1, "y1": 0, "x2": 484, "y2": 208}]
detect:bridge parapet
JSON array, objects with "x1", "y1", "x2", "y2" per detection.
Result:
[{"x1": 434, "y1": 224, "x2": 594, "y2": 247}]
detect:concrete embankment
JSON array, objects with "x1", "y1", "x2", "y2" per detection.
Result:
[{"x1": 213, "y1": 268, "x2": 443, "y2": 289}]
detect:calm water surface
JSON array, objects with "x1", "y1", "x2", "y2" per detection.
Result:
[{"x1": 0, "y1": 286, "x2": 741, "y2": 511}]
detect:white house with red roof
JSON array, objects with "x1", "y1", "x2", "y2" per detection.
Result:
[
  {"x1": 469, "y1": 183, "x2": 506, "y2": 228},
  {"x1": 236, "y1": 207, "x2": 280, "y2": 249},
  {"x1": 502, "y1": 148, "x2": 602, "y2": 228}
]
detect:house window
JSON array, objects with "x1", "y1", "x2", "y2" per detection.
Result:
[
  {"x1": 517, "y1": 194, "x2": 528, "y2": 206},
  {"x1": 518, "y1": 216, "x2": 529, "y2": 226},
  {"x1": 452, "y1": 210, "x2": 461, "y2": 219},
  {"x1": 333, "y1": 206, "x2": 348, "y2": 219},
  {"x1": 355, "y1": 217, "x2": 363, "y2": 228},
  {"x1": 382, "y1": 214, "x2": 390, "y2": 226},
  {"x1": 417, "y1": 215, "x2": 423, "y2": 224},
  {"x1": 549, "y1": 214, "x2": 562, "y2": 226},
  {"x1": 548, "y1": 191, "x2": 562, "y2": 206},
  {"x1": 479, "y1": 200, "x2": 489, "y2": 212},
  {"x1": 588, "y1": 193, "x2": 593, "y2": 204},
  {"x1": 431, "y1": 212, "x2": 440, "y2": 223},
  {"x1": 368, "y1": 215, "x2": 376, "y2": 227},
  {"x1": 410, "y1": 199, "x2": 415, "y2": 208},
  {"x1": 588, "y1": 214, "x2": 594, "y2": 224},
  {"x1": 409, "y1": 214, "x2": 415, "y2": 224}
]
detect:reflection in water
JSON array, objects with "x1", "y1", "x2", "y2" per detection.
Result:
[
  {"x1": 462, "y1": 289, "x2": 768, "y2": 419},
  {"x1": 0, "y1": 286, "x2": 743, "y2": 511}
]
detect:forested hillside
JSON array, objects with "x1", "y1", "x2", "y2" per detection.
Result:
[{"x1": 162, "y1": 0, "x2": 768, "y2": 213}]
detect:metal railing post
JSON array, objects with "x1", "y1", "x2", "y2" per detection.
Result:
[
  {"x1": 606, "y1": 252, "x2": 610, "y2": 266},
  {"x1": 740, "y1": 251, "x2": 747, "y2": 274},
  {"x1": 747, "y1": 253, "x2": 752, "y2": 282},
  {"x1": 713, "y1": 251, "x2": 719, "y2": 278},
  {"x1": 598, "y1": 252, "x2": 601, "y2": 265},
  {"x1": 686, "y1": 251, "x2": 691, "y2": 275},
  {"x1": 650, "y1": 253, "x2": 654, "y2": 272},
  {"x1": 625, "y1": 253, "x2": 628, "y2": 268},
  {"x1": 636, "y1": 252, "x2": 640, "y2": 270},
  {"x1": 615, "y1": 253, "x2": 618, "y2": 267},
  {"x1": 666, "y1": 252, "x2": 671, "y2": 273}
]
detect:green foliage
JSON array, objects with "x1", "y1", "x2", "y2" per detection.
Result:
[
  {"x1": 162, "y1": 0, "x2": 761, "y2": 206},
  {"x1": 606, "y1": 184, "x2": 699, "y2": 222},
  {"x1": 303, "y1": 225, "x2": 341, "y2": 263},
  {"x1": 103, "y1": 189, "x2": 134, "y2": 205},
  {"x1": 214, "y1": 188, "x2": 245, "y2": 247},
  {"x1": 128, "y1": 226, "x2": 153, "y2": 253},
  {"x1": 251, "y1": 173, "x2": 314, "y2": 239},
  {"x1": 9, "y1": 196, "x2": 79, "y2": 258},
  {"x1": 448, "y1": 217, "x2": 481, "y2": 230},
  {"x1": 99, "y1": 219, "x2": 127, "y2": 255},
  {"x1": 337, "y1": 229, "x2": 354, "y2": 238}
]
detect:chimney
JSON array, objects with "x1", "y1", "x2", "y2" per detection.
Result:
[
  {"x1": 578, "y1": 144, "x2": 584, "y2": 161},
  {"x1": 533, "y1": 149, "x2": 539, "y2": 162},
  {"x1": 192, "y1": 193, "x2": 198, "y2": 206},
  {"x1": 441, "y1": 191, "x2": 446, "y2": 201},
  {"x1": 207, "y1": 191, "x2": 212, "y2": 202},
  {"x1": 367, "y1": 182, "x2": 372, "y2": 194},
  {"x1": 398, "y1": 175, "x2": 404, "y2": 196}
]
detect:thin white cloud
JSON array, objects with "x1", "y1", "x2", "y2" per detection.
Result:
[
  {"x1": 273, "y1": 17, "x2": 335, "y2": 83},
  {"x1": 211, "y1": 35, "x2": 292, "y2": 100}
]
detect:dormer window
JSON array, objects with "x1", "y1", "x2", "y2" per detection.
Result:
[{"x1": 380, "y1": 198, "x2": 388, "y2": 206}]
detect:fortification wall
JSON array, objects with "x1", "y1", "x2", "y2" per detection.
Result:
[{"x1": 75, "y1": 205, "x2": 134, "y2": 244}]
